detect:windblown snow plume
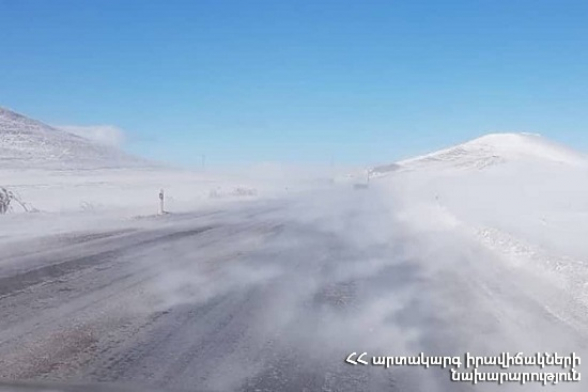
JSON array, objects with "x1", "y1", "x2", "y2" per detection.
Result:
[{"x1": 56, "y1": 124, "x2": 127, "y2": 147}]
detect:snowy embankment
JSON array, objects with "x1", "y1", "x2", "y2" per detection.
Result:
[
  {"x1": 0, "y1": 166, "x2": 279, "y2": 245},
  {"x1": 0, "y1": 167, "x2": 270, "y2": 215},
  {"x1": 378, "y1": 133, "x2": 588, "y2": 307}
]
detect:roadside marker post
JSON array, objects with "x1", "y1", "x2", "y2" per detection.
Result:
[{"x1": 159, "y1": 189, "x2": 165, "y2": 215}]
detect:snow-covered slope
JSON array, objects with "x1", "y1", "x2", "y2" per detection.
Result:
[
  {"x1": 378, "y1": 132, "x2": 588, "y2": 315},
  {"x1": 398, "y1": 133, "x2": 588, "y2": 171},
  {"x1": 0, "y1": 107, "x2": 148, "y2": 169}
]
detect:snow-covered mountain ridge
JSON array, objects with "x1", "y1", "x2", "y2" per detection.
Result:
[
  {"x1": 397, "y1": 133, "x2": 588, "y2": 171},
  {"x1": 0, "y1": 107, "x2": 149, "y2": 169}
]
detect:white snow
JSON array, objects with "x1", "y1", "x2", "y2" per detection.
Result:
[
  {"x1": 398, "y1": 132, "x2": 588, "y2": 171},
  {"x1": 1, "y1": 168, "x2": 263, "y2": 215},
  {"x1": 0, "y1": 107, "x2": 148, "y2": 169},
  {"x1": 2, "y1": 115, "x2": 588, "y2": 389},
  {"x1": 4, "y1": 104, "x2": 588, "y2": 298},
  {"x1": 377, "y1": 132, "x2": 588, "y2": 309}
]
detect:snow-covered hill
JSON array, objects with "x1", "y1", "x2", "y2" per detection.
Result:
[
  {"x1": 0, "y1": 107, "x2": 149, "y2": 169},
  {"x1": 378, "y1": 132, "x2": 588, "y2": 313},
  {"x1": 397, "y1": 133, "x2": 588, "y2": 171}
]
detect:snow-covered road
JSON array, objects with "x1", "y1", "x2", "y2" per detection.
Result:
[{"x1": 0, "y1": 186, "x2": 586, "y2": 392}]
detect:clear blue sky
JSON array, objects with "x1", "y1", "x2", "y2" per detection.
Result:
[{"x1": 1, "y1": 0, "x2": 587, "y2": 168}]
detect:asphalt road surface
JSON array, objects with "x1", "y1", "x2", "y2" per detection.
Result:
[{"x1": 1, "y1": 188, "x2": 586, "y2": 392}]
